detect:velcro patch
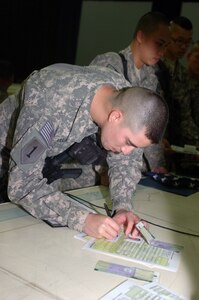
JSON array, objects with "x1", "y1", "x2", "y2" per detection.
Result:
[
  {"x1": 39, "y1": 121, "x2": 54, "y2": 146},
  {"x1": 21, "y1": 137, "x2": 46, "y2": 164}
]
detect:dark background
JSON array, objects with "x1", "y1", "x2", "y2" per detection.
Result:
[{"x1": 0, "y1": 0, "x2": 196, "y2": 82}]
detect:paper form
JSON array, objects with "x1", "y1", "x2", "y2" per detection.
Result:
[
  {"x1": 99, "y1": 279, "x2": 188, "y2": 300},
  {"x1": 83, "y1": 233, "x2": 183, "y2": 272}
]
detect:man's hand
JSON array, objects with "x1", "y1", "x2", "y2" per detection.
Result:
[
  {"x1": 112, "y1": 209, "x2": 145, "y2": 238},
  {"x1": 83, "y1": 213, "x2": 120, "y2": 240}
]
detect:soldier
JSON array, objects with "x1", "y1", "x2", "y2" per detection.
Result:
[
  {"x1": 90, "y1": 11, "x2": 171, "y2": 174},
  {"x1": 156, "y1": 16, "x2": 199, "y2": 146},
  {"x1": 1, "y1": 63, "x2": 168, "y2": 239},
  {"x1": 186, "y1": 42, "x2": 199, "y2": 129}
]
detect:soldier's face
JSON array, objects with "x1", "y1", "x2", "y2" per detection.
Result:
[
  {"x1": 100, "y1": 113, "x2": 151, "y2": 155},
  {"x1": 137, "y1": 24, "x2": 170, "y2": 67},
  {"x1": 168, "y1": 25, "x2": 192, "y2": 59}
]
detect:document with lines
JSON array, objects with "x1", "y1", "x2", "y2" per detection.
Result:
[
  {"x1": 99, "y1": 279, "x2": 188, "y2": 300},
  {"x1": 83, "y1": 233, "x2": 183, "y2": 272}
]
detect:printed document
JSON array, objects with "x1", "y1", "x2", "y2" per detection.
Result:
[
  {"x1": 83, "y1": 233, "x2": 183, "y2": 272},
  {"x1": 99, "y1": 279, "x2": 188, "y2": 300}
]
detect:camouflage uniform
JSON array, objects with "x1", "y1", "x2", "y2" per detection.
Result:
[
  {"x1": 90, "y1": 46, "x2": 166, "y2": 171},
  {"x1": 187, "y1": 76, "x2": 199, "y2": 130},
  {"x1": 0, "y1": 94, "x2": 22, "y2": 202},
  {"x1": 156, "y1": 58, "x2": 199, "y2": 146},
  {"x1": 1, "y1": 64, "x2": 144, "y2": 231},
  {"x1": 0, "y1": 89, "x2": 8, "y2": 104}
]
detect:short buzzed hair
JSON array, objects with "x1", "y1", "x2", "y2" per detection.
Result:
[
  {"x1": 113, "y1": 87, "x2": 169, "y2": 144},
  {"x1": 133, "y1": 11, "x2": 169, "y2": 39},
  {"x1": 171, "y1": 16, "x2": 192, "y2": 31}
]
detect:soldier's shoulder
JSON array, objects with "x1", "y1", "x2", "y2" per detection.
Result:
[{"x1": 90, "y1": 52, "x2": 122, "y2": 64}]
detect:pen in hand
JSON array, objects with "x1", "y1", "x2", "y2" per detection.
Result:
[{"x1": 104, "y1": 203, "x2": 121, "y2": 239}]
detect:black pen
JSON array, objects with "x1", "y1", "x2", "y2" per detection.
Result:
[{"x1": 104, "y1": 203, "x2": 111, "y2": 217}]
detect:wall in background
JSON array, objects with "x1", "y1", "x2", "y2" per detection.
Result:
[
  {"x1": 181, "y1": 2, "x2": 199, "y2": 43},
  {"x1": 75, "y1": 1, "x2": 152, "y2": 65},
  {"x1": 0, "y1": 0, "x2": 198, "y2": 81},
  {"x1": 76, "y1": 0, "x2": 199, "y2": 66},
  {"x1": 0, "y1": 0, "x2": 82, "y2": 82}
]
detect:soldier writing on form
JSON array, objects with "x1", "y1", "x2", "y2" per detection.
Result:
[{"x1": 0, "y1": 63, "x2": 168, "y2": 239}]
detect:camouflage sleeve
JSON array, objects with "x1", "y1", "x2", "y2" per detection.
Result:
[
  {"x1": 107, "y1": 148, "x2": 143, "y2": 212},
  {"x1": 156, "y1": 81, "x2": 165, "y2": 98},
  {"x1": 191, "y1": 88, "x2": 199, "y2": 128},
  {"x1": 0, "y1": 94, "x2": 20, "y2": 179},
  {"x1": 90, "y1": 52, "x2": 124, "y2": 74},
  {"x1": 151, "y1": 64, "x2": 164, "y2": 97},
  {"x1": 143, "y1": 143, "x2": 166, "y2": 170},
  {"x1": 8, "y1": 118, "x2": 90, "y2": 232},
  {"x1": 179, "y1": 93, "x2": 199, "y2": 144},
  {"x1": 8, "y1": 161, "x2": 90, "y2": 232}
]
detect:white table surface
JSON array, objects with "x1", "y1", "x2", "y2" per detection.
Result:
[{"x1": 0, "y1": 184, "x2": 199, "y2": 300}]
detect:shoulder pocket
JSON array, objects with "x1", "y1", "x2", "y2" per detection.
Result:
[{"x1": 10, "y1": 122, "x2": 52, "y2": 173}]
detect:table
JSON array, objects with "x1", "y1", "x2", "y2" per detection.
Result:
[{"x1": 0, "y1": 184, "x2": 199, "y2": 300}]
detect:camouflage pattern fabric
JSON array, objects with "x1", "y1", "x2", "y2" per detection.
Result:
[
  {"x1": 90, "y1": 46, "x2": 160, "y2": 90},
  {"x1": 0, "y1": 89, "x2": 8, "y2": 104},
  {"x1": 187, "y1": 76, "x2": 199, "y2": 130},
  {"x1": 0, "y1": 93, "x2": 22, "y2": 202},
  {"x1": 1, "y1": 63, "x2": 146, "y2": 231},
  {"x1": 90, "y1": 46, "x2": 166, "y2": 170},
  {"x1": 157, "y1": 58, "x2": 199, "y2": 146}
]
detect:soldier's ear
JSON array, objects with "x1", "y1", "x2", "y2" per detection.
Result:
[
  {"x1": 136, "y1": 30, "x2": 145, "y2": 44},
  {"x1": 108, "y1": 110, "x2": 123, "y2": 123}
]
